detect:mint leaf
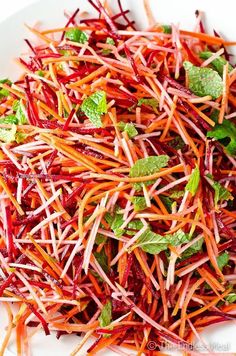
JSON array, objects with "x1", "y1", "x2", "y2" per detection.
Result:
[
  {"x1": 185, "y1": 166, "x2": 200, "y2": 196},
  {"x1": 65, "y1": 28, "x2": 88, "y2": 43},
  {"x1": 199, "y1": 51, "x2": 233, "y2": 76},
  {"x1": 136, "y1": 229, "x2": 168, "y2": 254},
  {"x1": 105, "y1": 209, "x2": 124, "y2": 237},
  {"x1": 168, "y1": 136, "x2": 185, "y2": 150},
  {"x1": 102, "y1": 37, "x2": 115, "y2": 55},
  {"x1": 94, "y1": 248, "x2": 108, "y2": 273},
  {"x1": 167, "y1": 230, "x2": 190, "y2": 246},
  {"x1": 206, "y1": 174, "x2": 232, "y2": 205},
  {"x1": 98, "y1": 301, "x2": 112, "y2": 328},
  {"x1": 160, "y1": 195, "x2": 173, "y2": 212},
  {"x1": 81, "y1": 91, "x2": 107, "y2": 127},
  {"x1": 15, "y1": 132, "x2": 28, "y2": 143},
  {"x1": 118, "y1": 121, "x2": 138, "y2": 138},
  {"x1": 181, "y1": 238, "x2": 204, "y2": 259},
  {"x1": 162, "y1": 25, "x2": 172, "y2": 34},
  {"x1": 129, "y1": 155, "x2": 169, "y2": 191},
  {"x1": 183, "y1": 61, "x2": 223, "y2": 99},
  {"x1": 13, "y1": 100, "x2": 27, "y2": 125},
  {"x1": 0, "y1": 125, "x2": 17, "y2": 143},
  {"x1": 170, "y1": 190, "x2": 185, "y2": 199},
  {"x1": 126, "y1": 220, "x2": 144, "y2": 236},
  {"x1": 131, "y1": 196, "x2": 147, "y2": 212},
  {"x1": 136, "y1": 229, "x2": 189, "y2": 255},
  {"x1": 138, "y1": 98, "x2": 159, "y2": 109},
  {"x1": 0, "y1": 79, "x2": 11, "y2": 99},
  {"x1": 216, "y1": 252, "x2": 229, "y2": 270},
  {"x1": 225, "y1": 293, "x2": 236, "y2": 304},
  {"x1": 207, "y1": 119, "x2": 236, "y2": 156},
  {"x1": 95, "y1": 234, "x2": 107, "y2": 245},
  {"x1": 0, "y1": 115, "x2": 18, "y2": 124}
]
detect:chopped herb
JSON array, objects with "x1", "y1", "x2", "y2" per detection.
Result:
[
  {"x1": 136, "y1": 229, "x2": 169, "y2": 254},
  {"x1": 0, "y1": 125, "x2": 17, "y2": 143},
  {"x1": 170, "y1": 190, "x2": 185, "y2": 199},
  {"x1": 185, "y1": 166, "x2": 200, "y2": 196},
  {"x1": 126, "y1": 220, "x2": 144, "y2": 236},
  {"x1": 167, "y1": 230, "x2": 190, "y2": 246},
  {"x1": 65, "y1": 28, "x2": 88, "y2": 43},
  {"x1": 216, "y1": 252, "x2": 229, "y2": 270},
  {"x1": 199, "y1": 51, "x2": 233, "y2": 76},
  {"x1": 13, "y1": 100, "x2": 28, "y2": 125},
  {"x1": 183, "y1": 61, "x2": 223, "y2": 99},
  {"x1": 207, "y1": 119, "x2": 236, "y2": 156},
  {"x1": 98, "y1": 300, "x2": 112, "y2": 336},
  {"x1": 0, "y1": 115, "x2": 18, "y2": 124},
  {"x1": 206, "y1": 174, "x2": 233, "y2": 205},
  {"x1": 135, "y1": 228, "x2": 189, "y2": 255},
  {"x1": 181, "y1": 238, "x2": 204, "y2": 259},
  {"x1": 160, "y1": 195, "x2": 173, "y2": 212},
  {"x1": 118, "y1": 121, "x2": 138, "y2": 138},
  {"x1": 131, "y1": 196, "x2": 147, "y2": 211},
  {"x1": 95, "y1": 234, "x2": 107, "y2": 245},
  {"x1": 168, "y1": 136, "x2": 185, "y2": 150},
  {"x1": 94, "y1": 248, "x2": 108, "y2": 273},
  {"x1": 225, "y1": 293, "x2": 236, "y2": 304},
  {"x1": 162, "y1": 25, "x2": 172, "y2": 34},
  {"x1": 81, "y1": 91, "x2": 107, "y2": 127},
  {"x1": 129, "y1": 155, "x2": 169, "y2": 191},
  {"x1": 138, "y1": 98, "x2": 159, "y2": 109},
  {"x1": 36, "y1": 70, "x2": 45, "y2": 77},
  {"x1": 102, "y1": 37, "x2": 115, "y2": 55}
]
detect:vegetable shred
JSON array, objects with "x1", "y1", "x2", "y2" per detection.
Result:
[{"x1": 0, "y1": 1, "x2": 236, "y2": 355}]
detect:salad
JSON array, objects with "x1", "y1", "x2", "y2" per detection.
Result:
[{"x1": 0, "y1": 0, "x2": 236, "y2": 355}]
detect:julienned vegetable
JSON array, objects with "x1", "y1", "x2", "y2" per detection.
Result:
[{"x1": 0, "y1": 1, "x2": 235, "y2": 355}]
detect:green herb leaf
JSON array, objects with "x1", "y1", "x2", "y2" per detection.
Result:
[
  {"x1": 13, "y1": 100, "x2": 28, "y2": 125},
  {"x1": 207, "y1": 119, "x2": 236, "y2": 156},
  {"x1": 170, "y1": 190, "x2": 185, "y2": 199},
  {"x1": 0, "y1": 125, "x2": 17, "y2": 143},
  {"x1": 131, "y1": 196, "x2": 147, "y2": 212},
  {"x1": 181, "y1": 238, "x2": 204, "y2": 259},
  {"x1": 126, "y1": 220, "x2": 144, "y2": 236},
  {"x1": 183, "y1": 61, "x2": 223, "y2": 99},
  {"x1": 136, "y1": 229, "x2": 168, "y2": 254},
  {"x1": 217, "y1": 252, "x2": 229, "y2": 270},
  {"x1": 65, "y1": 28, "x2": 88, "y2": 43},
  {"x1": 0, "y1": 88, "x2": 9, "y2": 99},
  {"x1": 95, "y1": 234, "x2": 107, "y2": 245},
  {"x1": 199, "y1": 51, "x2": 233, "y2": 76},
  {"x1": 162, "y1": 25, "x2": 172, "y2": 34},
  {"x1": 206, "y1": 174, "x2": 232, "y2": 205},
  {"x1": 185, "y1": 166, "x2": 200, "y2": 196},
  {"x1": 0, "y1": 115, "x2": 18, "y2": 124},
  {"x1": 81, "y1": 91, "x2": 107, "y2": 127},
  {"x1": 138, "y1": 98, "x2": 159, "y2": 109},
  {"x1": 118, "y1": 121, "x2": 138, "y2": 138},
  {"x1": 105, "y1": 210, "x2": 124, "y2": 237},
  {"x1": 129, "y1": 155, "x2": 169, "y2": 191},
  {"x1": 160, "y1": 195, "x2": 173, "y2": 212},
  {"x1": 168, "y1": 136, "x2": 185, "y2": 150},
  {"x1": 166, "y1": 230, "x2": 190, "y2": 246},
  {"x1": 98, "y1": 300, "x2": 112, "y2": 328},
  {"x1": 225, "y1": 293, "x2": 236, "y2": 304},
  {"x1": 94, "y1": 248, "x2": 108, "y2": 273},
  {"x1": 136, "y1": 228, "x2": 189, "y2": 255},
  {"x1": 102, "y1": 37, "x2": 115, "y2": 55}
]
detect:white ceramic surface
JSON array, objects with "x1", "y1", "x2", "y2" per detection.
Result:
[{"x1": 0, "y1": 1, "x2": 236, "y2": 355}]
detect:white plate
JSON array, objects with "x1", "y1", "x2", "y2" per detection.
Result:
[{"x1": 0, "y1": 0, "x2": 236, "y2": 355}]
